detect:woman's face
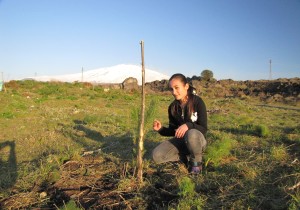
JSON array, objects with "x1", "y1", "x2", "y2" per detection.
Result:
[{"x1": 169, "y1": 78, "x2": 189, "y2": 101}]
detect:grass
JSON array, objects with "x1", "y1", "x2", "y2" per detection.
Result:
[{"x1": 0, "y1": 80, "x2": 299, "y2": 209}]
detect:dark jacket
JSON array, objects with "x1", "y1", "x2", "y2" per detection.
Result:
[{"x1": 158, "y1": 95, "x2": 207, "y2": 137}]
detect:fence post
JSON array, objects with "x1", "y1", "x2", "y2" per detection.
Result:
[{"x1": 137, "y1": 40, "x2": 145, "y2": 183}]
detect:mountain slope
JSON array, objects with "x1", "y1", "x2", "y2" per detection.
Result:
[{"x1": 27, "y1": 64, "x2": 170, "y2": 85}]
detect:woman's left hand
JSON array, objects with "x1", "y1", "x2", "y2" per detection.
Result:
[{"x1": 175, "y1": 124, "x2": 188, "y2": 138}]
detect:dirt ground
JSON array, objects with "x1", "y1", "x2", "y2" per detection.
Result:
[{"x1": 1, "y1": 153, "x2": 182, "y2": 210}]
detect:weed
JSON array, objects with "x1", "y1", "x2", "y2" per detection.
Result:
[
  {"x1": 205, "y1": 136, "x2": 236, "y2": 166},
  {"x1": 83, "y1": 114, "x2": 99, "y2": 124},
  {"x1": 124, "y1": 94, "x2": 136, "y2": 101},
  {"x1": 254, "y1": 124, "x2": 270, "y2": 137},
  {"x1": 288, "y1": 190, "x2": 300, "y2": 210},
  {"x1": 178, "y1": 176, "x2": 195, "y2": 198},
  {"x1": 66, "y1": 95, "x2": 78, "y2": 100},
  {"x1": 1, "y1": 111, "x2": 14, "y2": 119},
  {"x1": 238, "y1": 163, "x2": 258, "y2": 181},
  {"x1": 38, "y1": 83, "x2": 62, "y2": 96},
  {"x1": 174, "y1": 176, "x2": 204, "y2": 210},
  {"x1": 105, "y1": 103, "x2": 113, "y2": 108},
  {"x1": 270, "y1": 145, "x2": 289, "y2": 162},
  {"x1": 117, "y1": 178, "x2": 135, "y2": 191},
  {"x1": 59, "y1": 200, "x2": 82, "y2": 210},
  {"x1": 175, "y1": 197, "x2": 204, "y2": 210}
]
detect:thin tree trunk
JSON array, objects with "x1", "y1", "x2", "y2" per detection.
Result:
[{"x1": 137, "y1": 40, "x2": 145, "y2": 183}]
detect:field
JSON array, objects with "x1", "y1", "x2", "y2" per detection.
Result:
[{"x1": 0, "y1": 80, "x2": 299, "y2": 209}]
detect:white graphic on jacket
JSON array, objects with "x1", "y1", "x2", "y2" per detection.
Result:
[{"x1": 191, "y1": 112, "x2": 198, "y2": 122}]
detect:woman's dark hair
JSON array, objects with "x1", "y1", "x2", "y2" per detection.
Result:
[{"x1": 169, "y1": 73, "x2": 196, "y2": 118}]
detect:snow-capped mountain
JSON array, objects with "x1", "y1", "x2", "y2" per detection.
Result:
[{"x1": 27, "y1": 64, "x2": 169, "y2": 85}]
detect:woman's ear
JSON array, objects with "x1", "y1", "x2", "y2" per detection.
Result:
[{"x1": 185, "y1": 83, "x2": 189, "y2": 91}]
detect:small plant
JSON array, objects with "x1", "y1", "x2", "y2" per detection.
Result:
[
  {"x1": 288, "y1": 190, "x2": 300, "y2": 210},
  {"x1": 270, "y1": 145, "x2": 288, "y2": 162},
  {"x1": 129, "y1": 98, "x2": 157, "y2": 141},
  {"x1": 176, "y1": 197, "x2": 204, "y2": 210},
  {"x1": 66, "y1": 95, "x2": 78, "y2": 100},
  {"x1": 205, "y1": 137, "x2": 236, "y2": 166},
  {"x1": 117, "y1": 177, "x2": 135, "y2": 192},
  {"x1": 1, "y1": 111, "x2": 14, "y2": 119},
  {"x1": 254, "y1": 124, "x2": 270, "y2": 137},
  {"x1": 124, "y1": 94, "x2": 136, "y2": 101},
  {"x1": 83, "y1": 115, "x2": 98, "y2": 124},
  {"x1": 38, "y1": 83, "x2": 62, "y2": 96},
  {"x1": 176, "y1": 176, "x2": 204, "y2": 210},
  {"x1": 60, "y1": 200, "x2": 81, "y2": 210},
  {"x1": 144, "y1": 99, "x2": 158, "y2": 130},
  {"x1": 105, "y1": 103, "x2": 113, "y2": 108},
  {"x1": 178, "y1": 176, "x2": 195, "y2": 197}
]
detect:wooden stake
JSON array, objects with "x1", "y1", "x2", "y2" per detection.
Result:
[{"x1": 137, "y1": 40, "x2": 145, "y2": 183}]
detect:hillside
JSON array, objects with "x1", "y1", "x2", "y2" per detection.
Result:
[
  {"x1": 21, "y1": 64, "x2": 299, "y2": 105},
  {"x1": 146, "y1": 77, "x2": 300, "y2": 105},
  {"x1": 0, "y1": 80, "x2": 299, "y2": 209}
]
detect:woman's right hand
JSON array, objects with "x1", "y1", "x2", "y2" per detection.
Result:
[{"x1": 153, "y1": 120, "x2": 162, "y2": 131}]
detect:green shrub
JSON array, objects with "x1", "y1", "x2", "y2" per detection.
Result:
[
  {"x1": 175, "y1": 176, "x2": 204, "y2": 210},
  {"x1": 205, "y1": 137, "x2": 236, "y2": 166},
  {"x1": 176, "y1": 197, "x2": 204, "y2": 210},
  {"x1": 178, "y1": 176, "x2": 195, "y2": 198},
  {"x1": 254, "y1": 124, "x2": 270, "y2": 137},
  {"x1": 38, "y1": 83, "x2": 62, "y2": 96},
  {"x1": 201, "y1": 69, "x2": 214, "y2": 81}
]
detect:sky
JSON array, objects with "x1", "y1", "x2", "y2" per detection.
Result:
[{"x1": 0, "y1": 0, "x2": 299, "y2": 81}]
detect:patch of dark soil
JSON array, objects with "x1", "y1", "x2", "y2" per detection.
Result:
[
  {"x1": 1, "y1": 154, "x2": 135, "y2": 209},
  {"x1": 1, "y1": 155, "x2": 188, "y2": 210},
  {"x1": 44, "y1": 155, "x2": 137, "y2": 209}
]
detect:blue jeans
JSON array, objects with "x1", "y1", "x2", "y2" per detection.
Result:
[{"x1": 152, "y1": 129, "x2": 207, "y2": 164}]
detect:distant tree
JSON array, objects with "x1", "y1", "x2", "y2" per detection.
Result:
[{"x1": 201, "y1": 69, "x2": 214, "y2": 81}]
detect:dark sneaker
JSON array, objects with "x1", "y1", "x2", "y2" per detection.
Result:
[
  {"x1": 188, "y1": 162, "x2": 202, "y2": 174},
  {"x1": 190, "y1": 165, "x2": 202, "y2": 174}
]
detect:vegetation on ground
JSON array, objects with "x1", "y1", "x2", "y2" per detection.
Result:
[{"x1": 0, "y1": 80, "x2": 299, "y2": 209}]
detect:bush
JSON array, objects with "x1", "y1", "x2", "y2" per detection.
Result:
[
  {"x1": 38, "y1": 83, "x2": 62, "y2": 96},
  {"x1": 201, "y1": 69, "x2": 214, "y2": 81}
]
